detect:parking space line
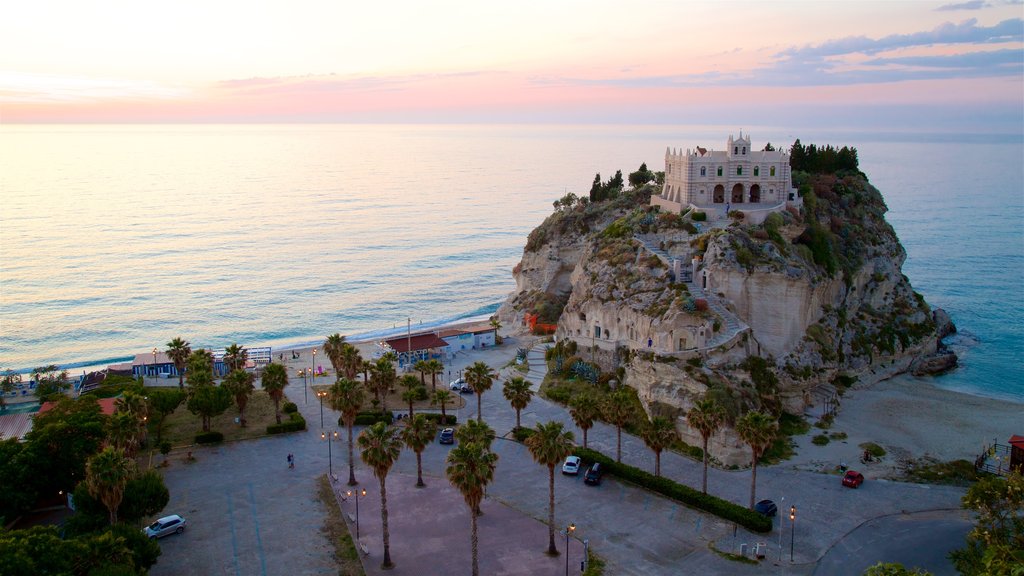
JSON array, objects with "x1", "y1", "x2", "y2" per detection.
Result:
[
  {"x1": 247, "y1": 483, "x2": 268, "y2": 576},
  {"x1": 225, "y1": 489, "x2": 241, "y2": 576}
]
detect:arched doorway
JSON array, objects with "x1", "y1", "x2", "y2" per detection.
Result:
[
  {"x1": 731, "y1": 183, "x2": 744, "y2": 203},
  {"x1": 749, "y1": 184, "x2": 761, "y2": 203},
  {"x1": 713, "y1": 184, "x2": 725, "y2": 203}
]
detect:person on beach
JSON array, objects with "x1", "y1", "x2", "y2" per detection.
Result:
[{"x1": 287, "y1": 453, "x2": 294, "y2": 468}]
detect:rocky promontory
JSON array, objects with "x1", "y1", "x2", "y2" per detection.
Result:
[{"x1": 499, "y1": 153, "x2": 957, "y2": 466}]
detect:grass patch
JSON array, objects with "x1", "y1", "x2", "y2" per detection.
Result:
[
  {"x1": 152, "y1": 389, "x2": 292, "y2": 447},
  {"x1": 317, "y1": 475, "x2": 365, "y2": 576},
  {"x1": 779, "y1": 413, "x2": 810, "y2": 436},
  {"x1": 829, "y1": 431, "x2": 848, "y2": 441},
  {"x1": 708, "y1": 541, "x2": 759, "y2": 565},
  {"x1": 812, "y1": 434, "x2": 830, "y2": 446},
  {"x1": 859, "y1": 442, "x2": 886, "y2": 459},
  {"x1": 582, "y1": 551, "x2": 606, "y2": 575},
  {"x1": 902, "y1": 458, "x2": 982, "y2": 486},
  {"x1": 814, "y1": 414, "x2": 834, "y2": 430}
]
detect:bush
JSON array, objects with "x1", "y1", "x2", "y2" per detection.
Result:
[
  {"x1": 545, "y1": 385, "x2": 572, "y2": 404},
  {"x1": 267, "y1": 412, "x2": 306, "y2": 434},
  {"x1": 860, "y1": 442, "x2": 886, "y2": 458},
  {"x1": 352, "y1": 411, "x2": 394, "y2": 426},
  {"x1": 512, "y1": 427, "x2": 536, "y2": 442},
  {"x1": 692, "y1": 211, "x2": 707, "y2": 222},
  {"x1": 572, "y1": 447, "x2": 772, "y2": 533},
  {"x1": 421, "y1": 413, "x2": 457, "y2": 426},
  {"x1": 194, "y1": 431, "x2": 224, "y2": 444},
  {"x1": 812, "y1": 434, "x2": 830, "y2": 446},
  {"x1": 282, "y1": 401, "x2": 298, "y2": 414}
]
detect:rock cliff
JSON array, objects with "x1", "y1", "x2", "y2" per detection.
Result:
[{"x1": 498, "y1": 167, "x2": 955, "y2": 466}]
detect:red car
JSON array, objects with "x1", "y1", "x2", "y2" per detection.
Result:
[{"x1": 842, "y1": 470, "x2": 865, "y2": 488}]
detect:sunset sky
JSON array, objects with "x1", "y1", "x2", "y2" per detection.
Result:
[{"x1": 2, "y1": 0, "x2": 1022, "y2": 131}]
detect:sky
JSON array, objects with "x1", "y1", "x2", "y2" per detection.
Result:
[{"x1": 1, "y1": 0, "x2": 1022, "y2": 131}]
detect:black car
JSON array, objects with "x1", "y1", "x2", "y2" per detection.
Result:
[
  {"x1": 754, "y1": 499, "x2": 777, "y2": 517},
  {"x1": 439, "y1": 428, "x2": 455, "y2": 444},
  {"x1": 583, "y1": 463, "x2": 603, "y2": 485}
]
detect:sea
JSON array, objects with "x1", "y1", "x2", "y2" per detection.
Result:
[{"x1": 1, "y1": 124, "x2": 1021, "y2": 401}]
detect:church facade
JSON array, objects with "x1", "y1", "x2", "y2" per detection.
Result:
[{"x1": 652, "y1": 133, "x2": 798, "y2": 220}]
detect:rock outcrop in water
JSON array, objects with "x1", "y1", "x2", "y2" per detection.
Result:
[{"x1": 499, "y1": 163, "x2": 956, "y2": 465}]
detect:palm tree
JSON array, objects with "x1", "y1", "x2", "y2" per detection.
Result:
[
  {"x1": 115, "y1": 391, "x2": 149, "y2": 444},
  {"x1": 369, "y1": 357, "x2": 397, "y2": 411},
  {"x1": 735, "y1": 411, "x2": 778, "y2": 509},
  {"x1": 329, "y1": 378, "x2": 365, "y2": 486},
  {"x1": 489, "y1": 317, "x2": 502, "y2": 344},
  {"x1": 186, "y1": 349, "x2": 215, "y2": 388},
  {"x1": 465, "y1": 362, "x2": 496, "y2": 422},
  {"x1": 454, "y1": 419, "x2": 496, "y2": 449},
  {"x1": 222, "y1": 369, "x2": 255, "y2": 425},
  {"x1": 569, "y1": 392, "x2": 600, "y2": 449},
  {"x1": 106, "y1": 412, "x2": 140, "y2": 457},
  {"x1": 424, "y1": 359, "x2": 444, "y2": 392},
  {"x1": 323, "y1": 333, "x2": 347, "y2": 377},
  {"x1": 85, "y1": 446, "x2": 135, "y2": 525},
  {"x1": 166, "y1": 337, "x2": 191, "y2": 389},
  {"x1": 413, "y1": 360, "x2": 429, "y2": 387},
  {"x1": 642, "y1": 416, "x2": 678, "y2": 477},
  {"x1": 399, "y1": 374, "x2": 422, "y2": 418},
  {"x1": 358, "y1": 422, "x2": 403, "y2": 570},
  {"x1": 603, "y1": 388, "x2": 635, "y2": 463},
  {"x1": 223, "y1": 343, "x2": 248, "y2": 372},
  {"x1": 687, "y1": 396, "x2": 725, "y2": 493},
  {"x1": 261, "y1": 362, "x2": 289, "y2": 424},
  {"x1": 432, "y1": 389, "x2": 453, "y2": 422},
  {"x1": 525, "y1": 421, "x2": 575, "y2": 555},
  {"x1": 502, "y1": 376, "x2": 533, "y2": 430},
  {"x1": 446, "y1": 441, "x2": 499, "y2": 576},
  {"x1": 340, "y1": 344, "x2": 363, "y2": 380},
  {"x1": 402, "y1": 414, "x2": 437, "y2": 487}
]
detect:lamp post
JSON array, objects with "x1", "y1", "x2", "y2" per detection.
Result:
[
  {"x1": 778, "y1": 496, "x2": 785, "y2": 560},
  {"x1": 346, "y1": 488, "x2": 367, "y2": 539},
  {"x1": 317, "y1": 390, "x2": 327, "y2": 427},
  {"x1": 789, "y1": 505, "x2": 796, "y2": 562},
  {"x1": 151, "y1": 347, "x2": 158, "y2": 380},
  {"x1": 564, "y1": 523, "x2": 575, "y2": 576},
  {"x1": 322, "y1": 430, "x2": 338, "y2": 478}
]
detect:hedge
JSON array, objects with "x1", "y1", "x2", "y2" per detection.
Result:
[
  {"x1": 512, "y1": 427, "x2": 535, "y2": 442},
  {"x1": 282, "y1": 401, "x2": 298, "y2": 414},
  {"x1": 194, "y1": 431, "x2": 224, "y2": 444},
  {"x1": 350, "y1": 411, "x2": 394, "y2": 426},
  {"x1": 267, "y1": 412, "x2": 306, "y2": 434},
  {"x1": 421, "y1": 413, "x2": 457, "y2": 426},
  {"x1": 571, "y1": 447, "x2": 772, "y2": 533}
]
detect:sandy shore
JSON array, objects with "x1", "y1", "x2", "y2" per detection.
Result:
[{"x1": 788, "y1": 372, "x2": 1022, "y2": 477}]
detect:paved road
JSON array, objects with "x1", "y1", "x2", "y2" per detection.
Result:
[{"x1": 150, "y1": 335, "x2": 971, "y2": 575}]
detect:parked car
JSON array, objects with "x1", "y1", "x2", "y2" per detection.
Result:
[
  {"x1": 754, "y1": 499, "x2": 777, "y2": 517},
  {"x1": 583, "y1": 462, "x2": 604, "y2": 485},
  {"x1": 842, "y1": 470, "x2": 865, "y2": 488},
  {"x1": 144, "y1": 514, "x2": 186, "y2": 539},
  {"x1": 449, "y1": 378, "x2": 472, "y2": 393},
  {"x1": 439, "y1": 428, "x2": 455, "y2": 444},
  {"x1": 561, "y1": 455, "x2": 581, "y2": 475}
]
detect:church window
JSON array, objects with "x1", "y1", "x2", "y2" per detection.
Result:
[
  {"x1": 770, "y1": 166, "x2": 776, "y2": 176},
  {"x1": 742, "y1": 147, "x2": 746, "y2": 154},
  {"x1": 700, "y1": 166, "x2": 706, "y2": 176},
  {"x1": 737, "y1": 166, "x2": 742, "y2": 176},
  {"x1": 754, "y1": 166, "x2": 760, "y2": 176},
  {"x1": 717, "y1": 166, "x2": 723, "y2": 177},
  {"x1": 734, "y1": 146, "x2": 738, "y2": 154}
]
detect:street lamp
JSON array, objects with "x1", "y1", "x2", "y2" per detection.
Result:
[
  {"x1": 311, "y1": 348, "x2": 317, "y2": 385},
  {"x1": 317, "y1": 390, "x2": 327, "y2": 427},
  {"x1": 778, "y1": 496, "x2": 785, "y2": 560},
  {"x1": 346, "y1": 488, "x2": 367, "y2": 539},
  {"x1": 564, "y1": 523, "x2": 575, "y2": 576},
  {"x1": 789, "y1": 505, "x2": 796, "y2": 562},
  {"x1": 151, "y1": 347, "x2": 158, "y2": 380},
  {"x1": 322, "y1": 430, "x2": 339, "y2": 478}
]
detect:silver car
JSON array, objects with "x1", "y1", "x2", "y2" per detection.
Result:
[{"x1": 144, "y1": 514, "x2": 187, "y2": 539}]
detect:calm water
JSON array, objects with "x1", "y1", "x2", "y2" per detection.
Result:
[{"x1": 1, "y1": 125, "x2": 1021, "y2": 400}]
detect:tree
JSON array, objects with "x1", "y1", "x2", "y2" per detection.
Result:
[
  {"x1": 628, "y1": 162, "x2": 654, "y2": 187},
  {"x1": 22, "y1": 396, "x2": 107, "y2": 496},
  {"x1": 455, "y1": 419, "x2": 496, "y2": 451},
  {"x1": 423, "y1": 358, "x2": 444, "y2": 392},
  {"x1": 330, "y1": 377, "x2": 366, "y2": 486},
  {"x1": 402, "y1": 414, "x2": 437, "y2": 488},
  {"x1": 31, "y1": 364, "x2": 69, "y2": 402},
  {"x1": 735, "y1": 411, "x2": 778, "y2": 509},
  {"x1": 369, "y1": 356, "x2": 397, "y2": 410},
  {"x1": 185, "y1": 349, "x2": 215, "y2": 388},
  {"x1": 222, "y1": 343, "x2": 248, "y2": 373},
  {"x1": 502, "y1": 376, "x2": 533, "y2": 430},
  {"x1": 222, "y1": 369, "x2": 255, "y2": 425},
  {"x1": 950, "y1": 470, "x2": 1024, "y2": 575},
  {"x1": 358, "y1": 422, "x2": 403, "y2": 570},
  {"x1": 413, "y1": 360, "x2": 429, "y2": 387},
  {"x1": 863, "y1": 563, "x2": 933, "y2": 575},
  {"x1": 642, "y1": 417, "x2": 677, "y2": 477},
  {"x1": 74, "y1": 468, "x2": 170, "y2": 526},
  {"x1": 465, "y1": 362, "x2": 496, "y2": 422},
  {"x1": 339, "y1": 343, "x2": 363, "y2": 380},
  {"x1": 446, "y1": 441, "x2": 499, "y2": 576},
  {"x1": 399, "y1": 374, "x2": 423, "y2": 418},
  {"x1": 0, "y1": 438, "x2": 38, "y2": 520},
  {"x1": 186, "y1": 383, "x2": 231, "y2": 432},
  {"x1": 603, "y1": 388, "x2": 635, "y2": 463},
  {"x1": 589, "y1": 172, "x2": 603, "y2": 202},
  {"x1": 432, "y1": 389, "x2": 453, "y2": 422},
  {"x1": 166, "y1": 337, "x2": 191, "y2": 389},
  {"x1": 106, "y1": 412, "x2": 141, "y2": 457},
  {"x1": 525, "y1": 421, "x2": 575, "y2": 555},
  {"x1": 261, "y1": 362, "x2": 288, "y2": 424},
  {"x1": 1, "y1": 368, "x2": 22, "y2": 410},
  {"x1": 323, "y1": 333, "x2": 347, "y2": 377},
  {"x1": 569, "y1": 392, "x2": 600, "y2": 449},
  {"x1": 115, "y1": 391, "x2": 149, "y2": 449},
  {"x1": 687, "y1": 396, "x2": 725, "y2": 493},
  {"x1": 489, "y1": 317, "x2": 503, "y2": 344},
  {"x1": 148, "y1": 388, "x2": 185, "y2": 443},
  {"x1": 608, "y1": 169, "x2": 624, "y2": 191},
  {"x1": 85, "y1": 446, "x2": 135, "y2": 525}
]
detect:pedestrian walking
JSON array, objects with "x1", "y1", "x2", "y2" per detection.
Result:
[{"x1": 287, "y1": 453, "x2": 294, "y2": 468}]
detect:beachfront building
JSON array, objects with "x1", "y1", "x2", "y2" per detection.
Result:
[
  {"x1": 438, "y1": 324, "x2": 497, "y2": 355},
  {"x1": 651, "y1": 132, "x2": 800, "y2": 223},
  {"x1": 381, "y1": 333, "x2": 450, "y2": 369},
  {"x1": 131, "y1": 346, "x2": 272, "y2": 379}
]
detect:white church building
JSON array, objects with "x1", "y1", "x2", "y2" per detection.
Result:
[{"x1": 651, "y1": 133, "x2": 800, "y2": 223}]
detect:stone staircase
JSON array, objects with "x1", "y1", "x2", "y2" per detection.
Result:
[{"x1": 524, "y1": 344, "x2": 550, "y2": 391}]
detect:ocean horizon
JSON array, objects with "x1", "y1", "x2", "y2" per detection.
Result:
[{"x1": 1, "y1": 124, "x2": 1021, "y2": 401}]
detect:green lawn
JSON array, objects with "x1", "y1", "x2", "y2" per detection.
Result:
[{"x1": 150, "y1": 389, "x2": 293, "y2": 447}]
